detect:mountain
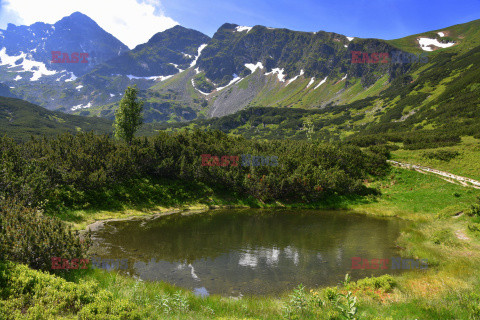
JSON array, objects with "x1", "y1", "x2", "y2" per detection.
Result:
[
  {"x1": 0, "y1": 83, "x2": 17, "y2": 98},
  {"x1": 0, "y1": 96, "x2": 113, "y2": 141},
  {"x1": 2, "y1": 14, "x2": 479, "y2": 133},
  {"x1": 79, "y1": 22, "x2": 413, "y2": 122},
  {"x1": 0, "y1": 11, "x2": 130, "y2": 112},
  {"x1": 83, "y1": 21, "x2": 456, "y2": 122},
  {"x1": 153, "y1": 20, "x2": 480, "y2": 147},
  {"x1": 0, "y1": 14, "x2": 211, "y2": 116},
  {"x1": 88, "y1": 25, "x2": 210, "y2": 78},
  {"x1": 70, "y1": 26, "x2": 211, "y2": 120},
  {"x1": 118, "y1": 20, "x2": 470, "y2": 121},
  {"x1": 0, "y1": 11, "x2": 128, "y2": 77}
]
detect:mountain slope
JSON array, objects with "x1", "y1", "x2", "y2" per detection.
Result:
[
  {"x1": 0, "y1": 13, "x2": 211, "y2": 114},
  {"x1": 0, "y1": 83, "x2": 17, "y2": 98},
  {"x1": 0, "y1": 12, "x2": 128, "y2": 77},
  {"x1": 157, "y1": 20, "x2": 468, "y2": 120},
  {"x1": 88, "y1": 25, "x2": 210, "y2": 78},
  {"x1": 124, "y1": 22, "x2": 426, "y2": 121},
  {"x1": 4, "y1": 16, "x2": 478, "y2": 130},
  {"x1": 0, "y1": 96, "x2": 113, "y2": 141},
  {"x1": 154, "y1": 34, "x2": 480, "y2": 146}
]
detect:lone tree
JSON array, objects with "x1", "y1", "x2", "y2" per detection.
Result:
[{"x1": 114, "y1": 85, "x2": 144, "y2": 144}]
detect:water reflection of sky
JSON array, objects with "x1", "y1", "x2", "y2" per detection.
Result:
[
  {"x1": 124, "y1": 245, "x2": 374, "y2": 296},
  {"x1": 90, "y1": 209, "x2": 407, "y2": 296}
]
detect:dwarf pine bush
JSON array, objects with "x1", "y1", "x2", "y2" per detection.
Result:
[
  {"x1": 0, "y1": 261, "x2": 140, "y2": 319},
  {"x1": 0, "y1": 199, "x2": 91, "y2": 272}
]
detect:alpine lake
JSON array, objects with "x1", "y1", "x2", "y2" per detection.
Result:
[{"x1": 88, "y1": 209, "x2": 409, "y2": 297}]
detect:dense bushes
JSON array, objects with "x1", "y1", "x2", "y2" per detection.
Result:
[
  {"x1": 0, "y1": 130, "x2": 388, "y2": 210},
  {"x1": 0, "y1": 261, "x2": 140, "y2": 319},
  {"x1": 402, "y1": 132, "x2": 462, "y2": 150},
  {"x1": 347, "y1": 130, "x2": 463, "y2": 151},
  {"x1": 466, "y1": 197, "x2": 480, "y2": 217},
  {"x1": 422, "y1": 150, "x2": 460, "y2": 162},
  {"x1": 0, "y1": 200, "x2": 91, "y2": 272}
]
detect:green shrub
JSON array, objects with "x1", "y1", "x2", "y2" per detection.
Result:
[
  {"x1": 466, "y1": 197, "x2": 480, "y2": 217},
  {"x1": 283, "y1": 284, "x2": 323, "y2": 319},
  {"x1": 422, "y1": 150, "x2": 460, "y2": 162},
  {"x1": 348, "y1": 275, "x2": 396, "y2": 293},
  {"x1": 431, "y1": 229, "x2": 456, "y2": 245},
  {"x1": 324, "y1": 287, "x2": 339, "y2": 302},
  {"x1": 335, "y1": 291, "x2": 358, "y2": 320},
  {"x1": 0, "y1": 131, "x2": 388, "y2": 210},
  {"x1": 0, "y1": 200, "x2": 91, "y2": 272},
  {"x1": 0, "y1": 261, "x2": 140, "y2": 319},
  {"x1": 468, "y1": 223, "x2": 480, "y2": 238}
]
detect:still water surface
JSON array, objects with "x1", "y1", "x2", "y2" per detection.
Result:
[{"x1": 89, "y1": 209, "x2": 406, "y2": 296}]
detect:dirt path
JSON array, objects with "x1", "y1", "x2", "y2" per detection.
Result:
[{"x1": 388, "y1": 160, "x2": 480, "y2": 189}]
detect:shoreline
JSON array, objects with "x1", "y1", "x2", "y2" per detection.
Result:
[{"x1": 81, "y1": 204, "x2": 254, "y2": 232}]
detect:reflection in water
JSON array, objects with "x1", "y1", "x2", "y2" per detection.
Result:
[
  {"x1": 194, "y1": 287, "x2": 209, "y2": 297},
  {"x1": 89, "y1": 209, "x2": 407, "y2": 296}
]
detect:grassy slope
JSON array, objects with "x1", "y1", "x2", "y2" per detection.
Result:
[
  {"x1": 0, "y1": 96, "x2": 113, "y2": 141},
  {"x1": 390, "y1": 136, "x2": 480, "y2": 181},
  {"x1": 387, "y1": 18, "x2": 480, "y2": 54}
]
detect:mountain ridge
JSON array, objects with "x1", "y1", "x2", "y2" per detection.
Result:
[{"x1": 2, "y1": 13, "x2": 479, "y2": 133}]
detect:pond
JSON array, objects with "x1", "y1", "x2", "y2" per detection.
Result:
[{"x1": 88, "y1": 209, "x2": 407, "y2": 296}]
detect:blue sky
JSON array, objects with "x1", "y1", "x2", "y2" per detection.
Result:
[
  {"x1": 161, "y1": 0, "x2": 480, "y2": 38},
  {"x1": 1, "y1": 0, "x2": 479, "y2": 48}
]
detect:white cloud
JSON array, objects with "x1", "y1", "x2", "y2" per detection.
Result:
[{"x1": 3, "y1": 0, "x2": 178, "y2": 49}]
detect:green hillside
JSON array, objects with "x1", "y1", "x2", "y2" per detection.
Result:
[{"x1": 0, "y1": 97, "x2": 113, "y2": 141}]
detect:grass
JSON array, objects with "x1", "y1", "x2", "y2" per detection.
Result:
[
  {"x1": 350, "y1": 167, "x2": 480, "y2": 219},
  {"x1": 391, "y1": 136, "x2": 480, "y2": 181},
  {"x1": 65, "y1": 269, "x2": 286, "y2": 319}
]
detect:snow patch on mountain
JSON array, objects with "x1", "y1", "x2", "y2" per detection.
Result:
[
  {"x1": 217, "y1": 74, "x2": 242, "y2": 91},
  {"x1": 265, "y1": 68, "x2": 286, "y2": 82},
  {"x1": 191, "y1": 79, "x2": 209, "y2": 95},
  {"x1": 190, "y1": 44, "x2": 208, "y2": 67},
  {"x1": 64, "y1": 72, "x2": 77, "y2": 82},
  {"x1": 418, "y1": 37, "x2": 455, "y2": 51},
  {"x1": 170, "y1": 63, "x2": 184, "y2": 73},
  {"x1": 245, "y1": 62, "x2": 264, "y2": 73},
  {"x1": 0, "y1": 47, "x2": 57, "y2": 81},
  {"x1": 307, "y1": 77, "x2": 315, "y2": 88},
  {"x1": 236, "y1": 26, "x2": 252, "y2": 33},
  {"x1": 347, "y1": 37, "x2": 354, "y2": 41},
  {"x1": 437, "y1": 32, "x2": 445, "y2": 37},
  {"x1": 286, "y1": 69, "x2": 304, "y2": 85},
  {"x1": 126, "y1": 74, "x2": 173, "y2": 81},
  {"x1": 340, "y1": 74, "x2": 347, "y2": 81},
  {"x1": 314, "y1": 76, "x2": 328, "y2": 89},
  {"x1": 71, "y1": 102, "x2": 91, "y2": 111},
  {"x1": 14, "y1": 75, "x2": 22, "y2": 81}
]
